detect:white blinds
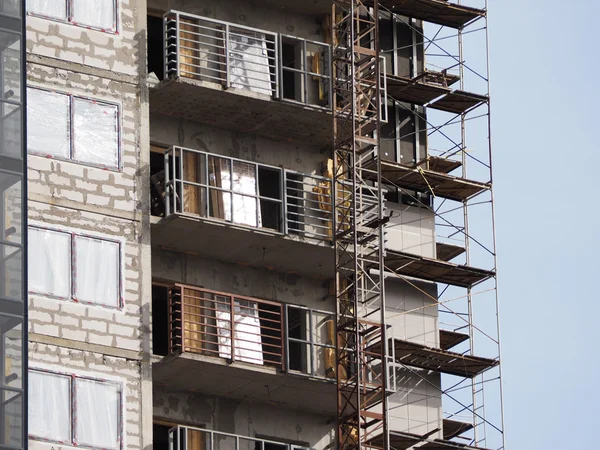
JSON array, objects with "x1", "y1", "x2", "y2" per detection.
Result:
[
  {"x1": 27, "y1": 89, "x2": 70, "y2": 158},
  {"x1": 72, "y1": 98, "x2": 119, "y2": 168}
]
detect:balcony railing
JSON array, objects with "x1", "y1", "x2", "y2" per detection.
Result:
[
  {"x1": 168, "y1": 284, "x2": 285, "y2": 368},
  {"x1": 153, "y1": 146, "x2": 334, "y2": 242},
  {"x1": 167, "y1": 284, "x2": 339, "y2": 380},
  {"x1": 169, "y1": 426, "x2": 313, "y2": 450},
  {"x1": 163, "y1": 11, "x2": 332, "y2": 110}
]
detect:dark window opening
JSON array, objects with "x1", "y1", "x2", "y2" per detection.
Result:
[
  {"x1": 258, "y1": 167, "x2": 282, "y2": 231},
  {"x1": 152, "y1": 284, "x2": 169, "y2": 357},
  {"x1": 148, "y1": 15, "x2": 165, "y2": 81},
  {"x1": 281, "y1": 39, "x2": 302, "y2": 102},
  {"x1": 287, "y1": 307, "x2": 308, "y2": 373},
  {"x1": 153, "y1": 424, "x2": 171, "y2": 450}
]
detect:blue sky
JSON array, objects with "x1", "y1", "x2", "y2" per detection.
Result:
[{"x1": 491, "y1": 1, "x2": 600, "y2": 448}]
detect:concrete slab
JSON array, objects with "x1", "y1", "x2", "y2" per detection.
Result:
[
  {"x1": 151, "y1": 214, "x2": 335, "y2": 279},
  {"x1": 153, "y1": 352, "x2": 337, "y2": 415},
  {"x1": 150, "y1": 78, "x2": 332, "y2": 148}
]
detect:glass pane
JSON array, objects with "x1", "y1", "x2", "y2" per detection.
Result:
[
  {"x1": 0, "y1": 390, "x2": 22, "y2": 448},
  {"x1": 232, "y1": 161, "x2": 256, "y2": 194},
  {"x1": 74, "y1": 236, "x2": 119, "y2": 307},
  {"x1": 232, "y1": 194, "x2": 258, "y2": 227},
  {"x1": 209, "y1": 189, "x2": 231, "y2": 222},
  {"x1": 27, "y1": 0, "x2": 67, "y2": 20},
  {"x1": 0, "y1": 0, "x2": 20, "y2": 17},
  {"x1": 2, "y1": 175, "x2": 21, "y2": 245},
  {"x1": 28, "y1": 227, "x2": 71, "y2": 298},
  {"x1": 314, "y1": 344, "x2": 335, "y2": 379},
  {"x1": 72, "y1": 0, "x2": 115, "y2": 31},
  {"x1": 181, "y1": 150, "x2": 206, "y2": 184},
  {"x1": 259, "y1": 198, "x2": 281, "y2": 231},
  {"x1": 2, "y1": 41, "x2": 21, "y2": 103},
  {"x1": 208, "y1": 156, "x2": 231, "y2": 190},
  {"x1": 1, "y1": 318, "x2": 22, "y2": 390},
  {"x1": 72, "y1": 98, "x2": 119, "y2": 168},
  {"x1": 0, "y1": 244, "x2": 21, "y2": 302},
  {"x1": 75, "y1": 379, "x2": 120, "y2": 450},
  {"x1": 312, "y1": 311, "x2": 334, "y2": 345},
  {"x1": 29, "y1": 371, "x2": 71, "y2": 442},
  {"x1": 0, "y1": 103, "x2": 21, "y2": 159},
  {"x1": 182, "y1": 184, "x2": 206, "y2": 217},
  {"x1": 288, "y1": 340, "x2": 311, "y2": 374},
  {"x1": 27, "y1": 88, "x2": 70, "y2": 158}
]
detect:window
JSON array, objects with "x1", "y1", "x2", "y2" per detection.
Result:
[
  {"x1": 27, "y1": 0, "x2": 117, "y2": 32},
  {"x1": 286, "y1": 306, "x2": 335, "y2": 379},
  {"x1": 28, "y1": 227, "x2": 121, "y2": 308},
  {"x1": 27, "y1": 87, "x2": 120, "y2": 169},
  {"x1": 29, "y1": 370, "x2": 121, "y2": 450}
]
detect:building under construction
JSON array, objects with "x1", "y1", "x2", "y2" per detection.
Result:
[{"x1": 24, "y1": 1, "x2": 505, "y2": 450}]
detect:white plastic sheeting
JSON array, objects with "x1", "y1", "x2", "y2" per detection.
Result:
[
  {"x1": 76, "y1": 379, "x2": 120, "y2": 449},
  {"x1": 72, "y1": 0, "x2": 115, "y2": 30},
  {"x1": 29, "y1": 371, "x2": 71, "y2": 442},
  {"x1": 217, "y1": 300, "x2": 264, "y2": 365},
  {"x1": 27, "y1": 0, "x2": 67, "y2": 20},
  {"x1": 229, "y1": 32, "x2": 272, "y2": 95},
  {"x1": 28, "y1": 228, "x2": 71, "y2": 298},
  {"x1": 27, "y1": 88, "x2": 70, "y2": 159},
  {"x1": 74, "y1": 236, "x2": 119, "y2": 308},
  {"x1": 72, "y1": 98, "x2": 119, "y2": 168}
]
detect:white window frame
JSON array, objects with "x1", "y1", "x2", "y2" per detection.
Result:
[
  {"x1": 29, "y1": 368, "x2": 123, "y2": 450},
  {"x1": 26, "y1": 0, "x2": 119, "y2": 34},
  {"x1": 27, "y1": 86, "x2": 121, "y2": 170},
  {"x1": 28, "y1": 225, "x2": 123, "y2": 309}
]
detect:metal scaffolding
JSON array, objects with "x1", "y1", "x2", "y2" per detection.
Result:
[{"x1": 331, "y1": 1, "x2": 504, "y2": 449}]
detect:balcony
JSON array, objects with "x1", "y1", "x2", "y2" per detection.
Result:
[
  {"x1": 167, "y1": 426, "x2": 315, "y2": 450},
  {"x1": 150, "y1": 11, "x2": 332, "y2": 146},
  {"x1": 152, "y1": 284, "x2": 337, "y2": 414},
  {"x1": 150, "y1": 146, "x2": 335, "y2": 278}
]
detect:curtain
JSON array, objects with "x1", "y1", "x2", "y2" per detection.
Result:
[
  {"x1": 74, "y1": 236, "x2": 119, "y2": 307},
  {"x1": 28, "y1": 228, "x2": 71, "y2": 298},
  {"x1": 72, "y1": 98, "x2": 119, "y2": 168},
  {"x1": 229, "y1": 32, "x2": 272, "y2": 95},
  {"x1": 75, "y1": 379, "x2": 119, "y2": 450},
  {"x1": 217, "y1": 299, "x2": 263, "y2": 365},
  {"x1": 27, "y1": 88, "x2": 70, "y2": 158},
  {"x1": 71, "y1": 0, "x2": 114, "y2": 30},
  {"x1": 209, "y1": 157, "x2": 228, "y2": 220},
  {"x1": 179, "y1": 18, "x2": 201, "y2": 80},
  {"x1": 29, "y1": 371, "x2": 71, "y2": 442},
  {"x1": 183, "y1": 151, "x2": 204, "y2": 215}
]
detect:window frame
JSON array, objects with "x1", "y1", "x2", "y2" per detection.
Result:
[
  {"x1": 29, "y1": 368, "x2": 123, "y2": 450},
  {"x1": 26, "y1": 0, "x2": 119, "y2": 34},
  {"x1": 27, "y1": 86, "x2": 122, "y2": 171},
  {"x1": 28, "y1": 225, "x2": 123, "y2": 310}
]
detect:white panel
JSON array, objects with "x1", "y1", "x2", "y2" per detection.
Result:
[
  {"x1": 28, "y1": 228, "x2": 71, "y2": 298},
  {"x1": 27, "y1": 0, "x2": 67, "y2": 20},
  {"x1": 29, "y1": 371, "x2": 71, "y2": 442},
  {"x1": 75, "y1": 379, "x2": 119, "y2": 449},
  {"x1": 27, "y1": 88, "x2": 70, "y2": 158},
  {"x1": 72, "y1": 98, "x2": 119, "y2": 168},
  {"x1": 72, "y1": 0, "x2": 115, "y2": 30},
  {"x1": 217, "y1": 300, "x2": 264, "y2": 365},
  {"x1": 229, "y1": 32, "x2": 272, "y2": 95},
  {"x1": 74, "y1": 236, "x2": 119, "y2": 307}
]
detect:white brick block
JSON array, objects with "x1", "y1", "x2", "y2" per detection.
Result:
[
  {"x1": 60, "y1": 190, "x2": 84, "y2": 203},
  {"x1": 33, "y1": 323, "x2": 59, "y2": 336},
  {"x1": 61, "y1": 328, "x2": 87, "y2": 341},
  {"x1": 109, "y1": 323, "x2": 134, "y2": 337},
  {"x1": 88, "y1": 332, "x2": 114, "y2": 347},
  {"x1": 54, "y1": 314, "x2": 80, "y2": 327},
  {"x1": 81, "y1": 319, "x2": 107, "y2": 333},
  {"x1": 86, "y1": 194, "x2": 111, "y2": 206}
]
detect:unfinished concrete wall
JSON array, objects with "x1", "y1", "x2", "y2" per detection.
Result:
[
  {"x1": 153, "y1": 249, "x2": 331, "y2": 312},
  {"x1": 149, "y1": 0, "x2": 326, "y2": 42},
  {"x1": 154, "y1": 388, "x2": 335, "y2": 450},
  {"x1": 150, "y1": 114, "x2": 327, "y2": 175}
]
